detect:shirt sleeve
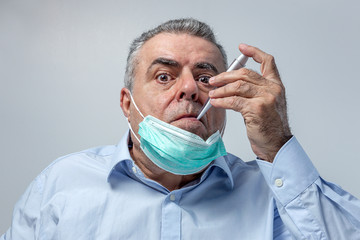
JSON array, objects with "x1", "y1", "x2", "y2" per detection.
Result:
[
  {"x1": 256, "y1": 136, "x2": 360, "y2": 239},
  {"x1": 1, "y1": 173, "x2": 45, "y2": 240}
]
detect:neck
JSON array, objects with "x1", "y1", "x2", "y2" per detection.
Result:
[{"x1": 129, "y1": 142, "x2": 202, "y2": 191}]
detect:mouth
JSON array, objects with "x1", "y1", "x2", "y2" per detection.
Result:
[
  {"x1": 173, "y1": 113, "x2": 206, "y2": 125},
  {"x1": 171, "y1": 112, "x2": 207, "y2": 136},
  {"x1": 175, "y1": 113, "x2": 200, "y2": 121}
]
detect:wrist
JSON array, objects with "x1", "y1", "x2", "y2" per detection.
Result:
[{"x1": 256, "y1": 134, "x2": 293, "y2": 163}]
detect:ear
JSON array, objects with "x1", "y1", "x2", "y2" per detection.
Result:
[{"x1": 120, "y1": 88, "x2": 131, "y2": 119}]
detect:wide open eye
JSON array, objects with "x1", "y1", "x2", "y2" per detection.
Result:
[
  {"x1": 198, "y1": 75, "x2": 211, "y2": 84},
  {"x1": 156, "y1": 73, "x2": 171, "y2": 83}
]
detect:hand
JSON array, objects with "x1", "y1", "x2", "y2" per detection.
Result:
[{"x1": 209, "y1": 44, "x2": 292, "y2": 162}]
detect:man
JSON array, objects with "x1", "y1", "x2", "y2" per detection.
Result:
[{"x1": 2, "y1": 18, "x2": 360, "y2": 239}]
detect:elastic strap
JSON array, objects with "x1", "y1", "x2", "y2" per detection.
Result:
[
  {"x1": 129, "y1": 92, "x2": 145, "y2": 119},
  {"x1": 127, "y1": 91, "x2": 144, "y2": 143},
  {"x1": 127, "y1": 121, "x2": 140, "y2": 143}
]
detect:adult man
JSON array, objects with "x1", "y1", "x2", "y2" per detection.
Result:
[{"x1": 2, "y1": 18, "x2": 360, "y2": 239}]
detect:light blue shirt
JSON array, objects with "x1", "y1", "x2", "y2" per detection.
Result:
[{"x1": 2, "y1": 132, "x2": 360, "y2": 239}]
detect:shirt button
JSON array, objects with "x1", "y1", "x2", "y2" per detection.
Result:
[
  {"x1": 132, "y1": 166, "x2": 137, "y2": 174},
  {"x1": 275, "y1": 178, "x2": 283, "y2": 187},
  {"x1": 170, "y1": 194, "x2": 176, "y2": 201}
]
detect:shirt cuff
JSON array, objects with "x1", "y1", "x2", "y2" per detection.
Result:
[{"x1": 256, "y1": 136, "x2": 320, "y2": 205}]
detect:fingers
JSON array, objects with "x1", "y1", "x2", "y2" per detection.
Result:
[
  {"x1": 209, "y1": 68, "x2": 265, "y2": 88},
  {"x1": 211, "y1": 44, "x2": 290, "y2": 163},
  {"x1": 239, "y1": 44, "x2": 281, "y2": 81},
  {"x1": 210, "y1": 95, "x2": 247, "y2": 112},
  {"x1": 209, "y1": 80, "x2": 261, "y2": 99},
  {"x1": 208, "y1": 67, "x2": 268, "y2": 100}
]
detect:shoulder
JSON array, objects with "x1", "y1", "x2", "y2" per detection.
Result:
[
  {"x1": 47, "y1": 145, "x2": 116, "y2": 173},
  {"x1": 35, "y1": 144, "x2": 118, "y2": 193}
]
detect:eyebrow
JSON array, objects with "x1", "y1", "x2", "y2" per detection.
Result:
[
  {"x1": 194, "y1": 62, "x2": 219, "y2": 74},
  {"x1": 147, "y1": 57, "x2": 219, "y2": 74},
  {"x1": 147, "y1": 58, "x2": 180, "y2": 74}
]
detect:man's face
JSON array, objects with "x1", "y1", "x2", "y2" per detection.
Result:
[{"x1": 129, "y1": 33, "x2": 226, "y2": 140}]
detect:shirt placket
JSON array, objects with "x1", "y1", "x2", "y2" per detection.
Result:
[{"x1": 161, "y1": 191, "x2": 182, "y2": 240}]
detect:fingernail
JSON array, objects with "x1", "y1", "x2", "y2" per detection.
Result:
[
  {"x1": 209, "y1": 90, "x2": 214, "y2": 97},
  {"x1": 209, "y1": 77, "x2": 215, "y2": 84}
]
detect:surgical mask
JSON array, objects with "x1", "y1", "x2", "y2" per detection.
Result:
[{"x1": 127, "y1": 93, "x2": 227, "y2": 175}]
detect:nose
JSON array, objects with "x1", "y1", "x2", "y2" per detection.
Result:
[{"x1": 176, "y1": 70, "x2": 199, "y2": 101}]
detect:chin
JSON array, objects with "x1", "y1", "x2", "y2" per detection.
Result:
[{"x1": 172, "y1": 121, "x2": 207, "y2": 138}]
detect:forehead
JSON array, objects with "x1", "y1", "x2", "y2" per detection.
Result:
[{"x1": 137, "y1": 33, "x2": 225, "y2": 70}]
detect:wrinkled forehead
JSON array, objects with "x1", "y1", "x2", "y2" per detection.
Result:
[{"x1": 135, "y1": 33, "x2": 226, "y2": 73}]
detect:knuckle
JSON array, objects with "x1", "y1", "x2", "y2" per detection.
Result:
[
  {"x1": 222, "y1": 84, "x2": 232, "y2": 95},
  {"x1": 229, "y1": 96, "x2": 237, "y2": 107},
  {"x1": 242, "y1": 83, "x2": 251, "y2": 94},
  {"x1": 228, "y1": 96, "x2": 241, "y2": 110},
  {"x1": 273, "y1": 84, "x2": 285, "y2": 97},
  {"x1": 252, "y1": 102, "x2": 265, "y2": 116},
  {"x1": 233, "y1": 81, "x2": 253, "y2": 96},
  {"x1": 238, "y1": 68, "x2": 251, "y2": 75},
  {"x1": 267, "y1": 94, "x2": 277, "y2": 105},
  {"x1": 234, "y1": 81, "x2": 243, "y2": 91},
  {"x1": 267, "y1": 54, "x2": 275, "y2": 63},
  {"x1": 254, "y1": 98, "x2": 271, "y2": 113},
  {"x1": 262, "y1": 89, "x2": 277, "y2": 104}
]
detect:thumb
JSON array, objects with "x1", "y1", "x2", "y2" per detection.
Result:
[{"x1": 239, "y1": 44, "x2": 281, "y2": 80}]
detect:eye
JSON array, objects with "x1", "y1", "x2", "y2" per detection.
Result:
[
  {"x1": 156, "y1": 73, "x2": 171, "y2": 83},
  {"x1": 198, "y1": 75, "x2": 211, "y2": 84}
]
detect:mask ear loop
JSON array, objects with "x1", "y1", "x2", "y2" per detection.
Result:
[
  {"x1": 129, "y1": 92, "x2": 145, "y2": 119},
  {"x1": 127, "y1": 91, "x2": 145, "y2": 143},
  {"x1": 128, "y1": 121, "x2": 140, "y2": 143}
]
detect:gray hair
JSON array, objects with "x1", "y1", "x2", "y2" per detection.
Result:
[{"x1": 124, "y1": 18, "x2": 228, "y2": 91}]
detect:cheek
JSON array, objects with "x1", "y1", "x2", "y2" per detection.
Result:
[
  {"x1": 198, "y1": 90, "x2": 211, "y2": 105},
  {"x1": 147, "y1": 92, "x2": 175, "y2": 119},
  {"x1": 210, "y1": 109, "x2": 226, "y2": 131}
]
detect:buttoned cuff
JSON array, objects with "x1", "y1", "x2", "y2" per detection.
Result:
[{"x1": 256, "y1": 136, "x2": 319, "y2": 205}]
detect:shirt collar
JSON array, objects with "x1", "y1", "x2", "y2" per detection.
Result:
[
  {"x1": 205, "y1": 155, "x2": 234, "y2": 189},
  {"x1": 107, "y1": 131, "x2": 234, "y2": 189},
  {"x1": 107, "y1": 131, "x2": 133, "y2": 182}
]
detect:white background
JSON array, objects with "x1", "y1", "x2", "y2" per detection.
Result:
[{"x1": 1, "y1": 0, "x2": 359, "y2": 233}]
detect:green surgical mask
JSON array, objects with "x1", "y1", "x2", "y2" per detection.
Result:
[{"x1": 128, "y1": 93, "x2": 227, "y2": 175}]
